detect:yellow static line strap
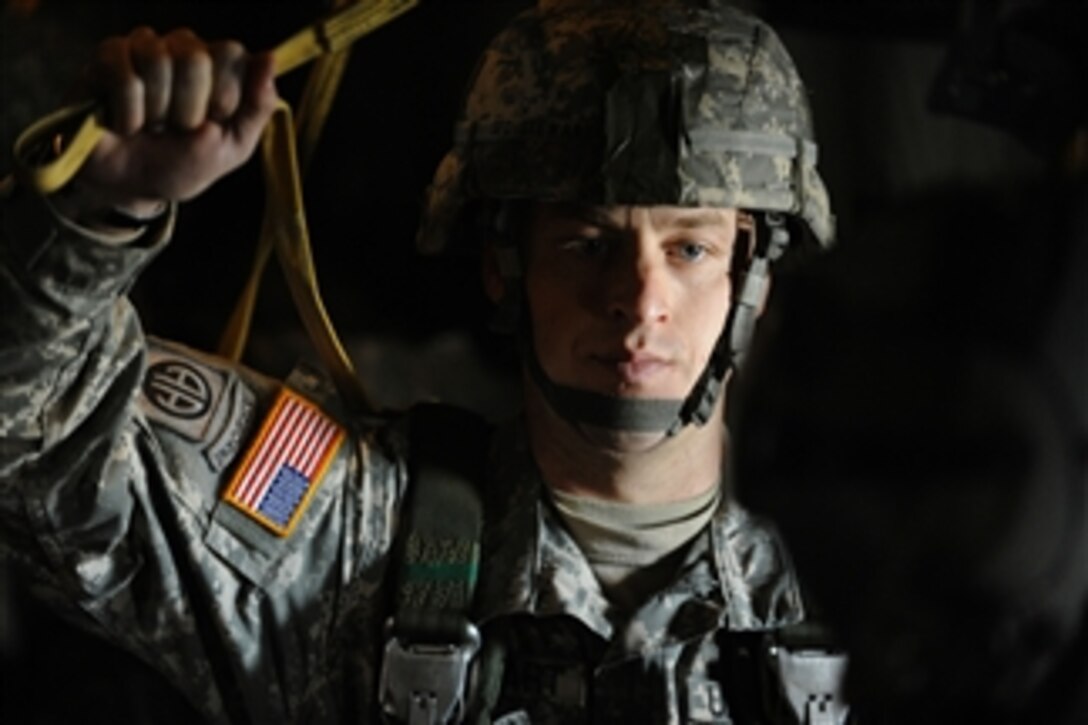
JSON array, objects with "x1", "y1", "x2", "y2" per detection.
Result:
[
  {"x1": 296, "y1": 48, "x2": 353, "y2": 175},
  {"x1": 272, "y1": 0, "x2": 417, "y2": 75},
  {"x1": 11, "y1": 100, "x2": 103, "y2": 196},
  {"x1": 10, "y1": 0, "x2": 419, "y2": 415},
  {"x1": 244, "y1": 98, "x2": 374, "y2": 413},
  {"x1": 294, "y1": 0, "x2": 361, "y2": 176},
  {"x1": 223, "y1": 387, "x2": 344, "y2": 537},
  {"x1": 12, "y1": 0, "x2": 419, "y2": 195}
]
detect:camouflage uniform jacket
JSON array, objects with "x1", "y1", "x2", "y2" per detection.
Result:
[{"x1": 0, "y1": 191, "x2": 805, "y2": 724}]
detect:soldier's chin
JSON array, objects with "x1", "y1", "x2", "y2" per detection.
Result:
[{"x1": 574, "y1": 423, "x2": 671, "y2": 453}]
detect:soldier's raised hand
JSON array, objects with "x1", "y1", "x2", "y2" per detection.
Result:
[{"x1": 59, "y1": 27, "x2": 278, "y2": 222}]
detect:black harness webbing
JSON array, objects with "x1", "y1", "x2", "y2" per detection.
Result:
[{"x1": 380, "y1": 404, "x2": 494, "y2": 724}]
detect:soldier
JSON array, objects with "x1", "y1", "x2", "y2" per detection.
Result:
[{"x1": 0, "y1": 1, "x2": 843, "y2": 723}]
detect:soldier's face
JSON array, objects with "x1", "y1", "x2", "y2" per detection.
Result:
[{"x1": 523, "y1": 203, "x2": 738, "y2": 402}]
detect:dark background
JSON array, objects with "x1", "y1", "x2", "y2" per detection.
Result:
[{"x1": 0, "y1": 0, "x2": 1059, "y2": 722}]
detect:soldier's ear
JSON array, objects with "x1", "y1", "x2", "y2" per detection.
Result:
[{"x1": 481, "y1": 240, "x2": 505, "y2": 303}]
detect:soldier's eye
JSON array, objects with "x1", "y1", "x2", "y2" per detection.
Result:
[{"x1": 670, "y1": 241, "x2": 710, "y2": 263}]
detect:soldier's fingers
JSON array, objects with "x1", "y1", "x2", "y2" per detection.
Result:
[
  {"x1": 164, "y1": 28, "x2": 212, "y2": 131},
  {"x1": 230, "y1": 51, "x2": 278, "y2": 151},
  {"x1": 129, "y1": 27, "x2": 171, "y2": 129},
  {"x1": 95, "y1": 36, "x2": 144, "y2": 135},
  {"x1": 207, "y1": 40, "x2": 247, "y2": 123}
]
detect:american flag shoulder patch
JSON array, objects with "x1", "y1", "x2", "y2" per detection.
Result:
[{"x1": 223, "y1": 387, "x2": 344, "y2": 537}]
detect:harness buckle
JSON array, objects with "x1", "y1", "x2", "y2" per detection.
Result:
[
  {"x1": 768, "y1": 643, "x2": 850, "y2": 725},
  {"x1": 379, "y1": 618, "x2": 482, "y2": 725}
]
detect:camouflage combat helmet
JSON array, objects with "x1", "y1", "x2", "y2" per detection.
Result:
[
  {"x1": 418, "y1": 0, "x2": 834, "y2": 435},
  {"x1": 418, "y1": 0, "x2": 833, "y2": 253}
]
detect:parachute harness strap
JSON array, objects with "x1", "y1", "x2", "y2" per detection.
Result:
[
  {"x1": 381, "y1": 404, "x2": 492, "y2": 725},
  {"x1": 10, "y1": 0, "x2": 420, "y2": 414}
]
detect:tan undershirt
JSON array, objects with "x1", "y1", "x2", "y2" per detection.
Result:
[{"x1": 550, "y1": 484, "x2": 722, "y2": 613}]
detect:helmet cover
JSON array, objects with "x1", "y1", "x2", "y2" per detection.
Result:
[{"x1": 418, "y1": 0, "x2": 834, "y2": 254}]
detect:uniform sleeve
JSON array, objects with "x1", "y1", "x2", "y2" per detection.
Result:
[
  {"x1": 0, "y1": 188, "x2": 408, "y2": 723},
  {"x1": 0, "y1": 188, "x2": 170, "y2": 535}
]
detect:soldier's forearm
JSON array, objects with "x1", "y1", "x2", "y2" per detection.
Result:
[{"x1": 0, "y1": 187, "x2": 171, "y2": 447}]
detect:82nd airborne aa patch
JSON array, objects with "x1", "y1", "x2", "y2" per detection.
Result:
[{"x1": 223, "y1": 387, "x2": 344, "y2": 537}]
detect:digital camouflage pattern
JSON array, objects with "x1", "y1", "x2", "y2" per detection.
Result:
[
  {"x1": 418, "y1": 0, "x2": 833, "y2": 255},
  {"x1": 0, "y1": 189, "x2": 809, "y2": 723}
]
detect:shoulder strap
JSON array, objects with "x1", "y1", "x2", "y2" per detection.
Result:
[
  {"x1": 380, "y1": 403, "x2": 493, "y2": 724},
  {"x1": 396, "y1": 403, "x2": 492, "y2": 629}
]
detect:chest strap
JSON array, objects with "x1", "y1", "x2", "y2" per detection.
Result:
[{"x1": 380, "y1": 404, "x2": 493, "y2": 724}]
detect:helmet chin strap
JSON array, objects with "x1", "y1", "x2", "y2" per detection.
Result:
[
  {"x1": 522, "y1": 213, "x2": 792, "y2": 437},
  {"x1": 525, "y1": 344, "x2": 686, "y2": 433}
]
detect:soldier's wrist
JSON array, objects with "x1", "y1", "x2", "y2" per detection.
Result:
[
  {"x1": 41, "y1": 126, "x2": 169, "y2": 235},
  {"x1": 45, "y1": 179, "x2": 168, "y2": 246},
  {"x1": 50, "y1": 178, "x2": 168, "y2": 237}
]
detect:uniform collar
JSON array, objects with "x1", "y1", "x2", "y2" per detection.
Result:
[
  {"x1": 475, "y1": 420, "x2": 616, "y2": 633},
  {"x1": 475, "y1": 419, "x2": 805, "y2": 644}
]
